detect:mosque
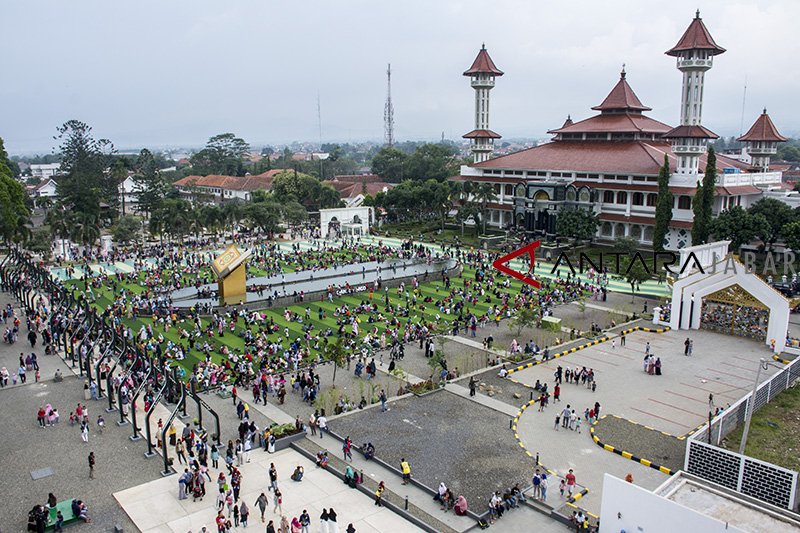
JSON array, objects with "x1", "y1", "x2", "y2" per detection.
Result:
[{"x1": 455, "y1": 11, "x2": 789, "y2": 250}]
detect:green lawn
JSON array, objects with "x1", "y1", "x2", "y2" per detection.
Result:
[{"x1": 724, "y1": 384, "x2": 800, "y2": 471}]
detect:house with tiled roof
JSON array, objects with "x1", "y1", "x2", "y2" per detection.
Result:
[
  {"x1": 326, "y1": 175, "x2": 394, "y2": 207},
  {"x1": 174, "y1": 169, "x2": 286, "y2": 203},
  {"x1": 453, "y1": 12, "x2": 788, "y2": 250}
]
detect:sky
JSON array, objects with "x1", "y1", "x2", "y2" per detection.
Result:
[{"x1": 2, "y1": 0, "x2": 798, "y2": 154}]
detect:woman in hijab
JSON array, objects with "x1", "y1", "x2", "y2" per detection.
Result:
[
  {"x1": 291, "y1": 516, "x2": 302, "y2": 533},
  {"x1": 327, "y1": 508, "x2": 339, "y2": 533},
  {"x1": 454, "y1": 495, "x2": 468, "y2": 516},
  {"x1": 319, "y1": 508, "x2": 329, "y2": 533},
  {"x1": 280, "y1": 515, "x2": 290, "y2": 533}
]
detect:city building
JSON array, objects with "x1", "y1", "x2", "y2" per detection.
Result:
[
  {"x1": 454, "y1": 12, "x2": 787, "y2": 249},
  {"x1": 174, "y1": 169, "x2": 283, "y2": 203}
]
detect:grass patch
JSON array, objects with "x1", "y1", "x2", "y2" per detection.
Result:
[{"x1": 724, "y1": 383, "x2": 800, "y2": 471}]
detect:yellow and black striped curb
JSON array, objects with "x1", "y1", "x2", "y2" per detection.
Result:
[
  {"x1": 773, "y1": 354, "x2": 792, "y2": 365},
  {"x1": 589, "y1": 417, "x2": 672, "y2": 476},
  {"x1": 598, "y1": 414, "x2": 691, "y2": 441},
  {"x1": 566, "y1": 487, "x2": 589, "y2": 504},
  {"x1": 565, "y1": 501, "x2": 599, "y2": 520},
  {"x1": 505, "y1": 325, "x2": 670, "y2": 376}
]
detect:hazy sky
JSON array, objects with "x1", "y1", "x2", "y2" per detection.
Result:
[{"x1": 2, "y1": 0, "x2": 798, "y2": 154}]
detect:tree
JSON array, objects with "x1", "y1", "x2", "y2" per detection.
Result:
[
  {"x1": 271, "y1": 170, "x2": 341, "y2": 211},
  {"x1": 472, "y1": 183, "x2": 497, "y2": 235},
  {"x1": 509, "y1": 307, "x2": 539, "y2": 338},
  {"x1": 45, "y1": 207, "x2": 71, "y2": 257},
  {"x1": 0, "y1": 137, "x2": 31, "y2": 244},
  {"x1": 404, "y1": 143, "x2": 459, "y2": 182},
  {"x1": 749, "y1": 198, "x2": 795, "y2": 250},
  {"x1": 54, "y1": 120, "x2": 117, "y2": 222},
  {"x1": 622, "y1": 256, "x2": 650, "y2": 303},
  {"x1": 692, "y1": 146, "x2": 717, "y2": 245},
  {"x1": 132, "y1": 148, "x2": 170, "y2": 217},
  {"x1": 190, "y1": 133, "x2": 250, "y2": 176},
  {"x1": 556, "y1": 208, "x2": 599, "y2": 242},
  {"x1": 371, "y1": 147, "x2": 408, "y2": 182},
  {"x1": 782, "y1": 220, "x2": 800, "y2": 252},
  {"x1": 112, "y1": 215, "x2": 142, "y2": 244},
  {"x1": 709, "y1": 206, "x2": 768, "y2": 251},
  {"x1": 322, "y1": 337, "x2": 347, "y2": 387},
  {"x1": 243, "y1": 202, "x2": 281, "y2": 235},
  {"x1": 150, "y1": 199, "x2": 192, "y2": 242},
  {"x1": 652, "y1": 154, "x2": 673, "y2": 251},
  {"x1": 283, "y1": 200, "x2": 309, "y2": 230}
]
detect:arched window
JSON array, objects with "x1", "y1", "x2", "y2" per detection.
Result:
[
  {"x1": 632, "y1": 192, "x2": 644, "y2": 206},
  {"x1": 646, "y1": 193, "x2": 657, "y2": 207},
  {"x1": 534, "y1": 190, "x2": 550, "y2": 201},
  {"x1": 579, "y1": 188, "x2": 591, "y2": 203},
  {"x1": 616, "y1": 191, "x2": 628, "y2": 204},
  {"x1": 566, "y1": 187, "x2": 577, "y2": 202},
  {"x1": 603, "y1": 191, "x2": 614, "y2": 204},
  {"x1": 678, "y1": 195, "x2": 692, "y2": 209},
  {"x1": 601, "y1": 222, "x2": 613, "y2": 236}
]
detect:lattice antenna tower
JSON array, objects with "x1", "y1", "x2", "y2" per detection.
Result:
[{"x1": 384, "y1": 63, "x2": 395, "y2": 147}]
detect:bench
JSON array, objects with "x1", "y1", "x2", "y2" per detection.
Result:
[{"x1": 45, "y1": 500, "x2": 78, "y2": 530}]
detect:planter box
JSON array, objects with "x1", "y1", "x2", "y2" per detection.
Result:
[
  {"x1": 271, "y1": 430, "x2": 306, "y2": 452},
  {"x1": 410, "y1": 384, "x2": 444, "y2": 397}
]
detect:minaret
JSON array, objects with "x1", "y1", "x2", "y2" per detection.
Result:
[
  {"x1": 463, "y1": 44, "x2": 503, "y2": 163},
  {"x1": 737, "y1": 109, "x2": 787, "y2": 171},
  {"x1": 663, "y1": 11, "x2": 726, "y2": 175}
]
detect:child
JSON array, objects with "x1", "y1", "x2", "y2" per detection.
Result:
[
  {"x1": 559, "y1": 479, "x2": 566, "y2": 498},
  {"x1": 575, "y1": 417, "x2": 582, "y2": 434},
  {"x1": 554, "y1": 414, "x2": 560, "y2": 431}
]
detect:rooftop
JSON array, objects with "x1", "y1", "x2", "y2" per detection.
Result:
[
  {"x1": 737, "y1": 109, "x2": 788, "y2": 143},
  {"x1": 463, "y1": 44, "x2": 504, "y2": 76},
  {"x1": 666, "y1": 11, "x2": 726, "y2": 57}
]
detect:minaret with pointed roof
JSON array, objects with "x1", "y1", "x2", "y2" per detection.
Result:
[
  {"x1": 663, "y1": 10, "x2": 726, "y2": 175},
  {"x1": 463, "y1": 44, "x2": 503, "y2": 163},
  {"x1": 737, "y1": 109, "x2": 787, "y2": 171}
]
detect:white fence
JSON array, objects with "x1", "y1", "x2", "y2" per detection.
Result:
[{"x1": 684, "y1": 357, "x2": 800, "y2": 510}]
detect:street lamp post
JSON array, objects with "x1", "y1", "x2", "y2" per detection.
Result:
[{"x1": 739, "y1": 358, "x2": 782, "y2": 455}]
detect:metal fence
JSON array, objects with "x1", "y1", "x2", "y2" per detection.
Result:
[{"x1": 685, "y1": 357, "x2": 800, "y2": 510}]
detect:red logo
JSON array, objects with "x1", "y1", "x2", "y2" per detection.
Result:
[{"x1": 492, "y1": 240, "x2": 542, "y2": 289}]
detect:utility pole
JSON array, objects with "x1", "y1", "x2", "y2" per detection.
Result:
[{"x1": 384, "y1": 64, "x2": 394, "y2": 147}]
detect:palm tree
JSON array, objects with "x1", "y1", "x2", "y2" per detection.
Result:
[
  {"x1": 46, "y1": 207, "x2": 72, "y2": 257},
  {"x1": 472, "y1": 183, "x2": 497, "y2": 235}
]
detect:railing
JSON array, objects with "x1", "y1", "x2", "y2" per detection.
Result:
[{"x1": 685, "y1": 357, "x2": 800, "y2": 509}]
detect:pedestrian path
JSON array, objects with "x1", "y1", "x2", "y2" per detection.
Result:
[
  {"x1": 114, "y1": 446, "x2": 422, "y2": 533},
  {"x1": 296, "y1": 434, "x2": 474, "y2": 533},
  {"x1": 444, "y1": 382, "x2": 518, "y2": 417}
]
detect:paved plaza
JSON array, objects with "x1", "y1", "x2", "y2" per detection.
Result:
[
  {"x1": 509, "y1": 328, "x2": 781, "y2": 515},
  {"x1": 115, "y1": 447, "x2": 422, "y2": 533}
]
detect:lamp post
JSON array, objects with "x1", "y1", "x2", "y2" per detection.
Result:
[{"x1": 739, "y1": 358, "x2": 782, "y2": 455}]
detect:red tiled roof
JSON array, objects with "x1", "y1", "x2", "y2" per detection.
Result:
[
  {"x1": 463, "y1": 129, "x2": 502, "y2": 139},
  {"x1": 591, "y1": 70, "x2": 652, "y2": 112},
  {"x1": 473, "y1": 141, "x2": 674, "y2": 175},
  {"x1": 666, "y1": 11, "x2": 726, "y2": 57},
  {"x1": 737, "y1": 110, "x2": 788, "y2": 143},
  {"x1": 471, "y1": 140, "x2": 751, "y2": 176},
  {"x1": 548, "y1": 113, "x2": 672, "y2": 135},
  {"x1": 332, "y1": 174, "x2": 383, "y2": 183},
  {"x1": 174, "y1": 174, "x2": 279, "y2": 192},
  {"x1": 463, "y1": 45, "x2": 504, "y2": 76},
  {"x1": 720, "y1": 185, "x2": 762, "y2": 195},
  {"x1": 662, "y1": 124, "x2": 719, "y2": 139}
]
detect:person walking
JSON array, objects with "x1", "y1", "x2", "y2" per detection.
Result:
[
  {"x1": 269, "y1": 463, "x2": 278, "y2": 491},
  {"x1": 317, "y1": 413, "x2": 327, "y2": 439},
  {"x1": 684, "y1": 337, "x2": 690, "y2": 356},
  {"x1": 88, "y1": 452, "x2": 95, "y2": 479},
  {"x1": 468, "y1": 377, "x2": 477, "y2": 397},
  {"x1": 176, "y1": 438, "x2": 187, "y2": 464},
  {"x1": 239, "y1": 501, "x2": 249, "y2": 527},
  {"x1": 272, "y1": 488, "x2": 282, "y2": 514},
  {"x1": 565, "y1": 469, "x2": 576, "y2": 497},
  {"x1": 80, "y1": 420, "x2": 89, "y2": 443},
  {"x1": 379, "y1": 389, "x2": 388, "y2": 412},
  {"x1": 327, "y1": 508, "x2": 339, "y2": 533},
  {"x1": 254, "y1": 492, "x2": 268, "y2": 522}
]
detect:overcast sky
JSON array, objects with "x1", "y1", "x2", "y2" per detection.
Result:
[{"x1": 2, "y1": 0, "x2": 798, "y2": 154}]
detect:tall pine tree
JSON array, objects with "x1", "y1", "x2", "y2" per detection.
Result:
[
  {"x1": 692, "y1": 146, "x2": 717, "y2": 245},
  {"x1": 653, "y1": 154, "x2": 673, "y2": 251}
]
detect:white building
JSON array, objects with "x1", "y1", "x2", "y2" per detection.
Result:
[
  {"x1": 31, "y1": 178, "x2": 58, "y2": 198},
  {"x1": 29, "y1": 163, "x2": 62, "y2": 179},
  {"x1": 320, "y1": 207, "x2": 374, "y2": 238},
  {"x1": 118, "y1": 176, "x2": 143, "y2": 215},
  {"x1": 173, "y1": 170, "x2": 283, "y2": 203}
]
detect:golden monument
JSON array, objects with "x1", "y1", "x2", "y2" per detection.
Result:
[{"x1": 211, "y1": 245, "x2": 251, "y2": 305}]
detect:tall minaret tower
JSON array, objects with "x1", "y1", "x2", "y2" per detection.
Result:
[
  {"x1": 663, "y1": 11, "x2": 726, "y2": 175},
  {"x1": 463, "y1": 44, "x2": 503, "y2": 163}
]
